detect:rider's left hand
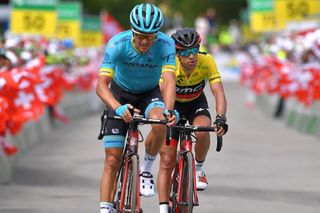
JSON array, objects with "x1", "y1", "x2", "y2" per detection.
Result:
[{"x1": 214, "y1": 114, "x2": 228, "y2": 137}]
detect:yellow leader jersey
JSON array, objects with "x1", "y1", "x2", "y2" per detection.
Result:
[{"x1": 174, "y1": 52, "x2": 221, "y2": 103}]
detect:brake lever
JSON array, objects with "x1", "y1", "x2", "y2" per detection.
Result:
[
  {"x1": 166, "y1": 125, "x2": 172, "y2": 145},
  {"x1": 98, "y1": 109, "x2": 108, "y2": 140},
  {"x1": 216, "y1": 136, "x2": 223, "y2": 152}
]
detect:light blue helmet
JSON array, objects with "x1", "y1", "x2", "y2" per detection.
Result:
[{"x1": 130, "y1": 3, "x2": 164, "y2": 34}]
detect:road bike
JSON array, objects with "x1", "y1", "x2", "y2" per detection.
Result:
[
  {"x1": 98, "y1": 109, "x2": 167, "y2": 213},
  {"x1": 167, "y1": 116, "x2": 223, "y2": 213}
]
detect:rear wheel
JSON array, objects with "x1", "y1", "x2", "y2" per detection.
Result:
[{"x1": 180, "y1": 152, "x2": 194, "y2": 213}]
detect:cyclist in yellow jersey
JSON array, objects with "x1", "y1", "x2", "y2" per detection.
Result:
[{"x1": 158, "y1": 28, "x2": 228, "y2": 213}]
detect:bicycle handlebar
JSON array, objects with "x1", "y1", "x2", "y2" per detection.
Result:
[
  {"x1": 166, "y1": 124, "x2": 223, "y2": 152},
  {"x1": 98, "y1": 109, "x2": 168, "y2": 140},
  {"x1": 107, "y1": 114, "x2": 168, "y2": 125}
]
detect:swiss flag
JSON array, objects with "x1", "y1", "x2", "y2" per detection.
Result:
[
  {"x1": 0, "y1": 96, "x2": 9, "y2": 133},
  {"x1": 0, "y1": 71, "x2": 19, "y2": 97},
  {"x1": 36, "y1": 66, "x2": 65, "y2": 106},
  {"x1": 101, "y1": 10, "x2": 124, "y2": 43},
  {"x1": 5, "y1": 69, "x2": 45, "y2": 135}
]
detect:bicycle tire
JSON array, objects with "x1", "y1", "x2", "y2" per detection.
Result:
[
  {"x1": 181, "y1": 152, "x2": 194, "y2": 213},
  {"x1": 128, "y1": 154, "x2": 138, "y2": 212},
  {"x1": 169, "y1": 163, "x2": 179, "y2": 213},
  {"x1": 114, "y1": 154, "x2": 139, "y2": 213},
  {"x1": 114, "y1": 158, "x2": 126, "y2": 211}
]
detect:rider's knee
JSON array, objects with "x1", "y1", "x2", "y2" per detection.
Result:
[
  {"x1": 160, "y1": 152, "x2": 176, "y2": 170},
  {"x1": 104, "y1": 153, "x2": 122, "y2": 170},
  {"x1": 195, "y1": 132, "x2": 210, "y2": 142}
]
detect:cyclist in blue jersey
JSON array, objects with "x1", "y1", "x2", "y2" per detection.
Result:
[{"x1": 96, "y1": 3, "x2": 178, "y2": 213}]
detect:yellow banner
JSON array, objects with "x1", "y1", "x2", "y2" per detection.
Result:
[
  {"x1": 250, "y1": 12, "x2": 285, "y2": 32},
  {"x1": 79, "y1": 31, "x2": 103, "y2": 47},
  {"x1": 55, "y1": 21, "x2": 81, "y2": 45},
  {"x1": 10, "y1": 10, "x2": 57, "y2": 36},
  {"x1": 275, "y1": 0, "x2": 320, "y2": 22},
  {"x1": 241, "y1": 24, "x2": 261, "y2": 43}
]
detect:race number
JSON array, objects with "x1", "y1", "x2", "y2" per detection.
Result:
[
  {"x1": 10, "y1": 10, "x2": 56, "y2": 36},
  {"x1": 79, "y1": 31, "x2": 103, "y2": 47},
  {"x1": 286, "y1": 1, "x2": 309, "y2": 19},
  {"x1": 250, "y1": 12, "x2": 283, "y2": 32},
  {"x1": 275, "y1": 0, "x2": 320, "y2": 22}
]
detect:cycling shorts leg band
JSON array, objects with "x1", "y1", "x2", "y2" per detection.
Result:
[
  {"x1": 103, "y1": 135, "x2": 125, "y2": 148},
  {"x1": 144, "y1": 101, "x2": 165, "y2": 118}
]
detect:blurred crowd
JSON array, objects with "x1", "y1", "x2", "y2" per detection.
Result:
[
  {"x1": 164, "y1": 7, "x2": 242, "y2": 54},
  {"x1": 0, "y1": 32, "x2": 103, "y2": 157},
  {"x1": 240, "y1": 28, "x2": 320, "y2": 113}
]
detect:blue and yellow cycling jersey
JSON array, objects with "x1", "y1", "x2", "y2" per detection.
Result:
[{"x1": 99, "y1": 30, "x2": 176, "y2": 94}]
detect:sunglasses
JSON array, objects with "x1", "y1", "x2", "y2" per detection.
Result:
[
  {"x1": 133, "y1": 33, "x2": 156, "y2": 41},
  {"x1": 179, "y1": 47, "x2": 199, "y2": 57}
]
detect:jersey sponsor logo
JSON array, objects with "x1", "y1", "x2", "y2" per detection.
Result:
[
  {"x1": 177, "y1": 75, "x2": 186, "y2": 84},
  {"x1": 122, "y1": 61, "x2": 158, "y2": 69},
  {"x1": 176, "y1": 80, "x2": 206, "y2": 94},
  {"x1": 161, "y1": 53, "x2": 175, "y2": 62},
  {"x1": 130, "y1": 137, "x2": 137, "y2": 146},
  {"x1": 127, "y1": 52, "x2": 138, "y2": 61},
  {"x1": 195, "y1": 108, "x2": 205, "y2": 114},
  {"x1": 103, "y1": 53, "x2": 110, "y2": 64},
  {"x1": 114, "y1": 36, "x2": 131, "y2": 45},
  {"x1": 147, "y1": 51, "x2": 153, "y2": 62},
  {"x1": 111, "y1": 128, "x2": 120, "y2": 134}
]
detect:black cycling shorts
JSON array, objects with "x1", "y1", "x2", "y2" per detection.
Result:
[
  {"x1": 169, "y1": 93, "x2": 211, "y2": 142},
  {"x1": 102, "y1": 81, "x2": 165, "y2": 148}
]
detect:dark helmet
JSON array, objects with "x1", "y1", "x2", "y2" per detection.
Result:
[
  {"x1": 130, "y1": 3, "x2": 164, "y2": 34},
  {"x1": 171, "y1": 28, "x2": 201, "y2": 50}
]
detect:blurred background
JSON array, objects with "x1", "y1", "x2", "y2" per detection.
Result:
[{"x1": 0, "y1": 0, "x2": 320, "y2": 212}]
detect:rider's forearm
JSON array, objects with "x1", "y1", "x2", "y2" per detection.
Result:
[
  {"x1": 210, "y1": 82, "x2": 227, "y2": 116},
  {"x1": 162, "y1": 73, "x2": 176, "y2": 110},
  {"x1": 96, "y1": 76, "x2": 121, "y2": 110}
]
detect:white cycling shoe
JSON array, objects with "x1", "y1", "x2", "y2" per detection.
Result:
[
  {"x1": 140, "y1": 171, "x2": 156, "y2": 197},
  {"x1": 100, "y1": 206, "x2": 116, "y2": 213},
  {"x1": 196, "y1": 169, "x2": 208, "y2": 191}
]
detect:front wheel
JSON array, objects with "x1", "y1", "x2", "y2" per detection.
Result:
[
  {"x1": 181, "y1": 152, "x2": 194, "y2": 213},
  {"x1": 114, "y1": 154, "x2": 139, "y2": 213},
  {"x1": 169, "y1": 163, "x2": 179, "y2": 212},
  {"x1": 129, "y1": 154, "x2": 139, "y2": 212}
]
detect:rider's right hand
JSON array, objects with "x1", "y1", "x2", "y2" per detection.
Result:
[
  {"x1": 115, "y1": 104, "x2": 134, "y2": 123},
  {"x1": 163, "y1": 109, "x2": 180, "y2": 126}
]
